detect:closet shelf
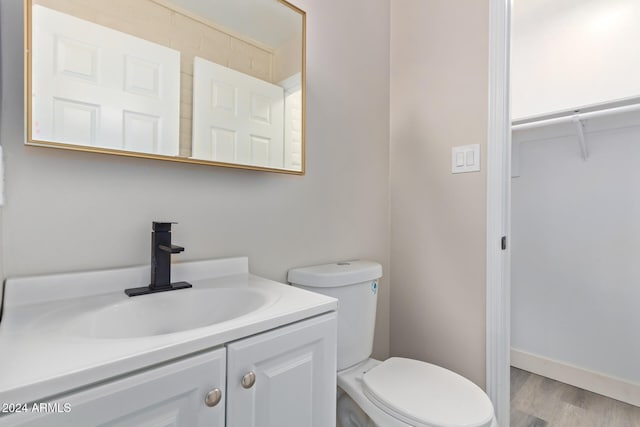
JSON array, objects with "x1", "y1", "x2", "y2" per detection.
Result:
[
  {"x1": 511, "y1": 97, "x2": 640, "y2": 162},
  {"x1": 512, "y1": 100, "x2": 640, "y2": 131}
]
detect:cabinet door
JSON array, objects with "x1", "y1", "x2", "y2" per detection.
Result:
[
  {"x1": 227, "y1": 312, "x2": 337, "y2": 427},
  {"x1": 0, "y1": 348, "x2": 226, "y2": 427}
]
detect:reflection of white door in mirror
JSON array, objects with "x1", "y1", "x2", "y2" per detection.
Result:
[
  {"x1": 192, "y1": 57, "x2": 285, "y2": 168},
  {"x1": 280, "y1": 73, "x2": 303, "y2": 171},
  {"x1": 31, "y1": 6, "x2": 181, "y2": 156},
  {"x1": 26, "y1": 0, "x2": 305, "y2": 173}
]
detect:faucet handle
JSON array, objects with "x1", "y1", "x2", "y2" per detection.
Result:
[
  {"x1": 159, "y1": 244, "x2": 185, "y2": 254},
  {"x1": 152, "y1": 221, "x2": 177, "y2": 232}
]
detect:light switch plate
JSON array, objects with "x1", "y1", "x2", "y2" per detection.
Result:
[{"x1": 452, "y1": 144, "x2": 480, "y2": 174}]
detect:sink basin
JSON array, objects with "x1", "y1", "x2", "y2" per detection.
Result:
[{"x1": 62, "y1": 287, "x2": 271, "y2": 339}]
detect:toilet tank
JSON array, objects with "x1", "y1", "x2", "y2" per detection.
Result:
[{"x1": 288, "y1": 260, "x2": 382, "y2": 371}]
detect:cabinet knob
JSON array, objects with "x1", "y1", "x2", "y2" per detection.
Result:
[
  {"x1": 205, "y1": 388, "x2": 222, "y2": 407},
  {"x1": 241, "y1": 371, "x2": 256, "y2": 389}
]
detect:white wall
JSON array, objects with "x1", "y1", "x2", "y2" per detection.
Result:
[
  {"x1": 512, "y1": 0, "x2": 640, "y2": 119},
  {"x1": 511, "y1": 0, "x2": 640, "y2": 389},
  {"x1": 390, "y1": 0, "x2": 489, "y2": 388},
  {"x1": 0, "y1": 0, "x2": 391, "y2": 358},
  {"x1": 511, "y1": 115, "x2": 640, "y2": 384}
]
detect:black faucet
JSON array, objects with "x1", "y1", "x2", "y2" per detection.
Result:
[{"x1": 125, "y1": 222, "x2": 192, "y2": 297}]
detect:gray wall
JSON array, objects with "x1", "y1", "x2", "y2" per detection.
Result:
[
  {"x1": 0, "y1": 0, "x2": 391, "y2": 358},
  {"x1": 389, "y1": 0, "x2": 490, "y2": 388}
]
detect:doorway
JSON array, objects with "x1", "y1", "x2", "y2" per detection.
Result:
[{"x1": 507, "y1": 0, "x2": 640, "y2": 425}]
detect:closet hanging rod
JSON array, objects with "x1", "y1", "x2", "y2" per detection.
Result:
[{"x1": 512, "y1": 102, "x2": 640, "y2": 131}]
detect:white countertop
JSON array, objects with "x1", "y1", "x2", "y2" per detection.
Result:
[{"x1": 0, "y1": 257, "x2": 337, "y2": 405}]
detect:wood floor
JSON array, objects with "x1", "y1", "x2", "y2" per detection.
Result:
[{"x1": 511, "y1": 367, "x2": 640, "y2": 427}]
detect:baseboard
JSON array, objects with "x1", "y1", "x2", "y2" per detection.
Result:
[{"x1": 511, "y1": 348, "x2": 640, "y2": 407}]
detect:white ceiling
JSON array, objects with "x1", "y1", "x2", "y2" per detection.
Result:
[{"x1": 163, "y1": 0, "x2": 302, "y2": 49}]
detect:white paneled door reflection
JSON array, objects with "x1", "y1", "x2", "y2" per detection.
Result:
[
  {"x1": 192, "y1": 57, "x2": 285, "y2": 168},
  {"x1": 32, "y1": 6, "x2": 181, "y2": 156},
  {"x1": 280, "y1": 73, "x2": 303, "y2": 171}
]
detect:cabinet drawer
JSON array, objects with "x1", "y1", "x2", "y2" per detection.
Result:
[{"x1": 0, "y1": 348, "x2": 226, "y2": 427}]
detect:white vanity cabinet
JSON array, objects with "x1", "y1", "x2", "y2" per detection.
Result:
[
  {"x1": 226, "y1": 312, "x2": 337, "y2": 427},
  {"x1": 0, "y1": 347, "x2": 227, "y2": 427},
  {"x1": 0, "y1": 258, "x2": 338, "y2": 427},
  {"x1": 0, "y1": 313, "x2": 336, "y2": 427}
]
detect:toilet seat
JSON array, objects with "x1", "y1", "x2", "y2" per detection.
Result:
[{"x1": 361, "y1": 358, "x2": 494, "y2": 427}]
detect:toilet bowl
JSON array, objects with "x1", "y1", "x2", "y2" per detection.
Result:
[
  {"x1": 337, "y1": 358, "x2": 497, "y2": 427},
  {"x1": 288, "y1": 261, "x2": 499, "y2": 427}
]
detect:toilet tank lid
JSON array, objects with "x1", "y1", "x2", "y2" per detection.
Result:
[{"x1": 288, "y1": 260, "x2": 382, "y2": 287}]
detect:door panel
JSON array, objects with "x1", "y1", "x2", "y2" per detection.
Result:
[
  {"x1": 226, "y1": 313, "x2": 337, "y2": 427},
  {"x1": 32, "y1": 5, "x2": 180, "y2": 155},
  {"x1": 192, "y1": 57, "x2": 284, "y2": 168}
]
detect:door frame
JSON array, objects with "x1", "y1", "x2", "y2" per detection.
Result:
[{"x1": 486, "y1": 0, "x2": 511, "y2": 426}]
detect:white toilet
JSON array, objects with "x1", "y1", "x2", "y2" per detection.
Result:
[{"x1": 288, "y1": 260, "x2": 498, "y2": 427}]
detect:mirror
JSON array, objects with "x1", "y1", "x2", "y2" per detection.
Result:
[{"x1": 25, "y1": 0, "x2": 305, "y2": 173}]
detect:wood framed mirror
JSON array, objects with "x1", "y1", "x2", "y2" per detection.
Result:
[{"x1": 25, "y1": 0, "x2": 305, "y2": 174}]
